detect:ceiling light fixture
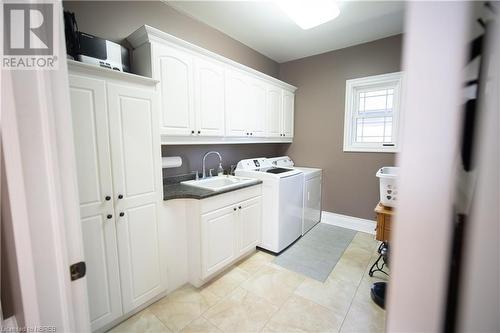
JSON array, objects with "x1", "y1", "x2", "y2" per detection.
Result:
[{"x1": 275, "y1": 0, "x2": 340, "y2": 30}]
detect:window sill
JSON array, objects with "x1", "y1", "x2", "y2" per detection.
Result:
[{"x1": 343, "y1": 146, "x2": 399, "y2": 153}]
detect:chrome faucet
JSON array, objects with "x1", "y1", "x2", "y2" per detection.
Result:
[{"x1": 202, "y1": 151, "x2": 222, "y2": 179}]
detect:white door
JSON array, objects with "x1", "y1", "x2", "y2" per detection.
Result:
[
  {"x1": 225, "y1": 70, "x2": 249, "y2": 137},
  {"x1": 107, "y1": 83, "x2": 166, "y2": 313},
  {"x1": 201, "y1": 205, "x2": 237, "y2": 279},
  {"x1": 248, "y1": 79, "x2": 267, "y2": 137},
  {"x1": 69, "y1": 75, "x2": 123, "y2": 330},
  {"x1": 238, "y1": 197, "x2": 262, "y2": 255},
  {"x1": 303, "y1": 176, "x2": 322, "y2": 235},
  {"x1": 195, "y1": 57, "x2": 225, "y2": 136},
  {"x1": 283, "y1": 90, "x2": 295, "y2": 138},
  {"x1": 156, "y1": 44, "x2": 195, "y2": 136},
  {"x1": 267, "y1": 85, "x2": 283, "y2": 138}
]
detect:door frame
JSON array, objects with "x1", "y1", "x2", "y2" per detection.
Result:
[{"x1": 1, "y1": 1, "x2": 90, "y2": 330}]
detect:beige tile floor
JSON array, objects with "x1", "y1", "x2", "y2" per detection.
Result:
[{"x1": 108, "y1": 231, "x2": 389, "y2": 333}]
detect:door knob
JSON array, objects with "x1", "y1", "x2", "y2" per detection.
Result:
[
  {"x1": 119, "y1": 212, "x2": 125, "y2": 217},
  {"x1": 105, "y1": 196, "x2": 111, "y2": 201},
  {"x1": 118, "y1": 194, "x2": 123, "y2": 199},
  {"x1": 107, "y1": 214, "x2": 112, "y2": 219}
]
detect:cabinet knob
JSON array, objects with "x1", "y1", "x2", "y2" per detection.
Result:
[
  {"x1": 197, "y1": 130, "x2": 201, "y2": 134},
  {"x1": 119, "y1": 212, "x2": 125, "y2": 217},
  {"x1": 246, "y1": 132, "x2": 249, "y2": 136},
  {"x1": 105, "y1": 196, "x2": 111, "y2": 201},
  {"x1": 118, "y1": 194, "x2": 123, "y2": 199},
  {"x1": 107, "y1": 214, "x2": 112, "y2": 219},
  {"x1": 250, "y1": 133, "x2": 253, "y2": 136},
  {"x1": 238, "y1": 206, "x2": 242, "y2": 209},
  {"x1": 233, "y1": 207, "x2": 237, "y2": 211},
  {"x1": 191, "y1": 130, "x2": 195, "y2": 134}
]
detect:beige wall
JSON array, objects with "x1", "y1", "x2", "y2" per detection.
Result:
[
  {"x1": 63, "y1": 1, "x2": 279, "y2": 77},
  {"x1": 279, "y1": 35, "x2": 402, "y2": 220}
]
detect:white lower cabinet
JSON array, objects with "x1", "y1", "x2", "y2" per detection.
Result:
[
  {"x1": 188, "y1": 186, "x2": 262, "y2": 286},
  {"x1": 69, "y1": 61, "x2": 166, "y2": 332},
  {"x1": 201, "y1": 205, "x2": 238, "y2": 278}
]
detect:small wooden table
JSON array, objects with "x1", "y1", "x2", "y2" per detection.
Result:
[{"x1": 375, "y1": 202, "x2": 394, "y2": 242}]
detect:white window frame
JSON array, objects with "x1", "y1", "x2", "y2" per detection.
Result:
[{"x1": 343, "y1": 72, "x2": 403, "y2": 153}]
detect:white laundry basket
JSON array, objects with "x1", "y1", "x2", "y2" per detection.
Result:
[{"x1": 376, "y1": 167, "x2": 400, "y2": 207}]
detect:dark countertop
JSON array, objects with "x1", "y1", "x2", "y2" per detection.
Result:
[{"x1": 163, "y1": 173, "x2": 262, "y2": 201}]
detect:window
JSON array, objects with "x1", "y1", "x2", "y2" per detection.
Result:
[{"x1": 343, "y1": 72, "x2": 403, "y2": 152}]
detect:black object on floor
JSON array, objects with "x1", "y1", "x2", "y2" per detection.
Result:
[
  {"x1": 370, "y1": 282, "x2": 387, "y2": 309},
  {"x1": 369, "y1": 242, "x2": 389, "y2": 277}
]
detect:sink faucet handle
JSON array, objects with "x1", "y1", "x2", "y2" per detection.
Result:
[
  {"x1": 209, "y1": 168, "x2": 215, "y2": 177},
  {"x1": 190, "y1": 170, "x2": 199, "y2": 181}
]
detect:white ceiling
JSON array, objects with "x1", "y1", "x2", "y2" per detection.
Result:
[{"x1": 167, "y1": 1, "x2": 406, "y2": 63}]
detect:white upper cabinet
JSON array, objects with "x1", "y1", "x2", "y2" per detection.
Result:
[
  {"x1": 156, "y1": 44, "x2": 195, "y2": 136},
  {"x1": 195, "y1": 57, "x2": 226, "y2": 136},
  {"x1": 247, "y1": 79, "x2": 267, "y2": 137},
  {"x1": 225, "y1": 69, "x2": 249, "y2": 137},
  {"x1": 266, "y1": 84, "x2": 283, "y2": 138},
  {"x1": 128, "y1": 25, "x2": 297, "y2": 143},
  {"x1": 283, "y1": 90, "x2": 295, "y2": 138}
]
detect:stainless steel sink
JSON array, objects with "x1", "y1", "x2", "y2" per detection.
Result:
[{"x1": 181, "y1": 176, "x2": 255, "y2": 192}]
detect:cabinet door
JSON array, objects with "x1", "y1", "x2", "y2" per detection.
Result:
[
  {"x1": 69, "y1": 75, "x2": 122, "y2": 330},
  {"x1": 225, "y1": 69, "x2": 249, "y2": 137},
  {"x1": 247, "y1": 79, "x2": 267, "y2": 137},
  {"x1": 201, "y1": 206, "x2": 237, "y2": 279},
  {"x1": 107, "y1": 83, "x2": 166, "y2": 313},
  {"x1": 266, "y1": 85, "x2": 283, "y2": 138},
  {"x1": 283, "y1": 90, "x2": 295, "y2": 138},
  {"x1": 156, "y1": 44, "x2": 195, "y2": 136},
  {"x1": 237, "y1": 197, "x2": 262, "y2": 255},
  {"x1": 195, "y1": 57, "x2": 225, "y2": 136}
]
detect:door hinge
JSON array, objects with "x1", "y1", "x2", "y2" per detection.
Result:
[{"x1": 70, "y1": 261, "x2": 86, "y2": 281}]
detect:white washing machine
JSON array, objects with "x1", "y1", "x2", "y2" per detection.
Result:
[
  {"x1": 269, "y1": 156, "x2": 322, "y2": 235},
  {"x1": 235, "y1": 158, "x2": 304, "y2": 253}
]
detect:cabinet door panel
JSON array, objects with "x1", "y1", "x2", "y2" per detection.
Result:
[
  {"x1": 107, "y1": 83, "x2": 161, "y2": 208},
  {"x1": 201, "y1": 206, "x2": 237, "y2": 278},
  {"x1": 248, "y1": 80, "x2": 267, "y2": 137},
  {"x1": 225, "y1": 70, "x2": 249, "y2": 137},
  {"x1": 156, "y1": 45, "x2": 195, "y2": 135},
  {"x1": 69, "y1": 75, "x2": 113, "y2": 217},
  {"x1": 69, "y1": 75, "x2": 122, "y2": 331},
  {"x1": 283, "y1": 91, "x2": 295, "y2": 138},
  {"x1": 81, "y1": 215, "x2": 122, "y2": 330},
  {"x1": 116, "y1": 203, "x2": 164, "y2": 313},
  {"x1": 266, "y1": 85, "x2": 282, "y2": 138},
  {"x1": 195, "y1": 58, "x2": 225, "y2": 136},
  {"x1": 238, "y1": 197, "x2": 262, "y2": 255},
  {"x1": 107, "y1": 83, "x2": 166, "y2": 312}
]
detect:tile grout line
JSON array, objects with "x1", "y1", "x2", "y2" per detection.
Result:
[{"x1": 338, "y1": 241, "x2": 381, "y2": 333}]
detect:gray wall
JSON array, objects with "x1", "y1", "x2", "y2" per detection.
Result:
[
  {"x1": 162, "y1": 144, "x2": 289, "y2": 178},
  {"x1": 280, "y1": 35, "x2": 402, "y2": 220},
  {"x1": 63, "y1": 1, "x2": 279, "y2": 77}
]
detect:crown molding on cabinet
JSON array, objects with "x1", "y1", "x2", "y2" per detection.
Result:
[
  {"x1": 67, "y1": 59, "x2": 159, "y2": 86},
  {"x1": 127, "y1": 25, "x2": 297, "y2": 92}
]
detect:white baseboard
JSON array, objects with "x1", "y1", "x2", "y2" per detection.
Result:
[{"x1": 321, "y1": 211, "x2": 376, "y2": 234}]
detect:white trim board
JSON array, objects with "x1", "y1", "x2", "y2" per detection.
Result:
[{"x1": 321, "y1": 211, "x2": 376, "y2": 235}]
